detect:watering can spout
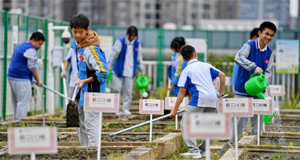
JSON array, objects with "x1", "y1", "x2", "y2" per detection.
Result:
[{"x1": 255, "y1": 92, "x2": 265, "y2": 99}]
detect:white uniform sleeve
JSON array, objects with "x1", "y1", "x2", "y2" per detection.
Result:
[
  {"x1": 85, "y1": 47, "x2": 107, "y2": 74},
  {"x1": 23, "y1": 48, "x2": 37, "y2": 72},
  {"x1": 65, "y1": 48, "x2": 74, "y2": 61},
  {"x1": 264, "y1": 52, "x2": 274, "y2": 84},
  {"x1": 107, "y1": 40, "x2": 122, "y2": 66},
  {"x1": 234, "y1": 44, "x2": 257, "y2": 71},
  {"x1": 177, "y1": 69, "x2": 188, "y2": 87},
  {"x1": 137, "y1": 43, "x2": 144, "y2": 72}
]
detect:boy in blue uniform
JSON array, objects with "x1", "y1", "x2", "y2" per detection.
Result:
[
  {"x1": 219, "y1": 21, "x2": 277, "y2": 155},
  {"x1": 169, "y1": 37, "x2": 187, "y2": 96},
  {"x1": 70, "y1": 13, "x2": 108, "y2": 146},
  {"x1": 170, "y1": 45, "x2": 225, "y2": 159},
  {"x1": 231, "y1": 28, "x2": 259, "y2": 135},
  {"x1": 7, "y1": 32, "x2": 45, "y2": 121}
]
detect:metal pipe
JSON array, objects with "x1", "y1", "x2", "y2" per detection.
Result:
[
  {"x1": 109, "y1": 94, "x2": 228, "y2": 137},
  {"x1": 42, "y1": 84, "x2": 72, "y2": 101},
  {"x1": 109, "y1": 109, "x2": 185, "y2": 137},
  {"x1": 33, "y1": 80, "x2": 72, "y2": 101}
]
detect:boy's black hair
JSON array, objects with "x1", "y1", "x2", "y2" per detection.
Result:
[
  {"x1": 70, "y1": 13, "x2": 89, "y2": 30},
  {"x1": 250, "y1": 28, "x2": 259, "y2": 39},
  {"x1": 127, "y1": 26, "x2": 138, "y2": 38},
  {"x1": 180, "y1": 45, "x2": 195, "y2": 61},
  {"x1": 170, "y1": 37, "x2": 186, "y2": 51},
  {"x1": 259, "y1": 21, "x2": 277, "y2": 33},
  {"x1": 30, "y1": 32, "x2": 45, "y2": 41}
]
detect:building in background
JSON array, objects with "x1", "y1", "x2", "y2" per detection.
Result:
[
  {"x1": 4, "y1": 0, "x2": 63, "y2": 20},
  {"x1": 199, "y1": 19, "x2": 278, "y2": 31},
  {"x1": 239, "y1": 0, "x2": 290, "y2": 29},
  {"x1": 216, "y1": 0, "x2": 239, "y2": 19},
  {"x1": 104, "y1": 0, "x2": 218, "y2": 29},
  {"x1": 2, "y1": 0, "x2": 76, "y2": 23},
  {"x1": 0, "y1": 0, "x2": 294, "y2": 30},
  {"x1": 77, "y1": 0, "x2": 106, "y2": 25},
  {"x1": 296, "y1": 0, "x2": 300, "y2": 30},
  {"x1": 62, "y1": 0, "x2": 78, "y2": 23}
]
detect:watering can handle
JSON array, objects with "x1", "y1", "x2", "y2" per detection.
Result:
[{"x1": 250, "y1": 70, "x2": 263, "y2": 78}]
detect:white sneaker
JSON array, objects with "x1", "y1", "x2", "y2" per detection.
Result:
[
  {"x1": 123, "y1": 110, "x2": 132, "y2": 116},
  {"x1": 193, "y1": 154, "x2": 202, "y2": 159},
  {"x1": 181, "y1": 151, "x2": 201, "y2": 158},
  {"x1": 115, "y1": 111, "x2": 124, "y2": 116}
]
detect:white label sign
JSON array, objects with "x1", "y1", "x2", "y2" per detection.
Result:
[
  {"x1": 267, "y1": 85, "x2": 285, "y2": 96},
  {"x1": 8, "y1": 127, "x2": 57, "y2": 154},
  {"x1": 84, "y1": 93, "x2": 119, "y2": 113},
  {"x1": 165, "y1": 97, "x2": 188, "y2": 110},
  {"x1": 185, "y1": 113, "x2": 231, "y2": 139},
  {"x1": 139, "y1": 99, "x2": 164, "y2": 115},
  {"x1": 252, "y1": 99, "x2": 273, "y2": 115},
  {"x1": 218, "y1": 98, "x2": 253, "y2": 117}
]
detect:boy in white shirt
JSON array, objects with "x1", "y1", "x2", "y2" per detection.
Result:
[{"x1": 170, "y1": 45, "x2": 225, "y2": 158}]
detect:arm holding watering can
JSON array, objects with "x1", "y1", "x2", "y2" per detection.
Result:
[
  {"x1": 235, "y1": 44, "x2": 263, "y2": 74},
  {"x1": 137, "y1": 43, "x2": 145, "y2": 75}
]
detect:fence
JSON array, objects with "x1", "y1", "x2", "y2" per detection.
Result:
[{"x1": 1, "y1": 10, "x2": 299, "y2": 120}]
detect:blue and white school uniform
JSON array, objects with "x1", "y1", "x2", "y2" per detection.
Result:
[
  {"x1": 108, "y1": 36, "x2": 144, "y2": 113},
  {"x1": 178, "y1": 59, "x2": 220, "y2": 153},
  {"x1": 178, "y1": 59, "x2": 219, "y2": 108},
  {"x1": 7, "y1": 41, "x2": 38, "y2": 121}
]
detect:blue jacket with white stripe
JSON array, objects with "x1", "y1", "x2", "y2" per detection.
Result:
[{"x1": 234, "y1": 39, "x2": 273, "y2": 96}]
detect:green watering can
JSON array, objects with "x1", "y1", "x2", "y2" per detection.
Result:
[
  {"x1": 135, "y1": 75, "x2": 149, "y2": 98},
  {"x1": 244, "y1": 71, "x2": 268, "y2": 99},
  {"x1": 264, "y1": 112, "x2": 275, "y2": 125},
  {"x1": 105, "y1": 69, "x2": 113, "y2": 92},
  {"x1": 106, "y1": 69, "x2": 113, "y2": 82}
]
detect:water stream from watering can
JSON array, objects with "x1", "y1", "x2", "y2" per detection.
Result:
[{"x1": 264, "y1": 97, "x2": 287, "y2": 146}]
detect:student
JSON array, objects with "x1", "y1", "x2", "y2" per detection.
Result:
[
  {"x1": 60, "y1": 40, "x2": 78, "y2": 114},
  {"x1": 169, "y1": 37, "x2": 187, "y2": 96},
  {"x1": 70, "y1": 13, "x2": 108, "y2": 146},
  {"x1": 107, "y1": 26, "x2": 144, "y2": 116},
  {"x1": 231, "y1": 28, "x2": 259, "y2": 86},
  {"x1": 170, "y1": 45, "x2": 225, "y2": 159},
  {"x1": 7, "y1": 32, "x2": 45, "y2": 121},
  {"x1": 219, "y1": 21, "x2": 277, "y2": 155},
  {"x1": 231, "y1": 28, "x2": 259, "y2": 135}
]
